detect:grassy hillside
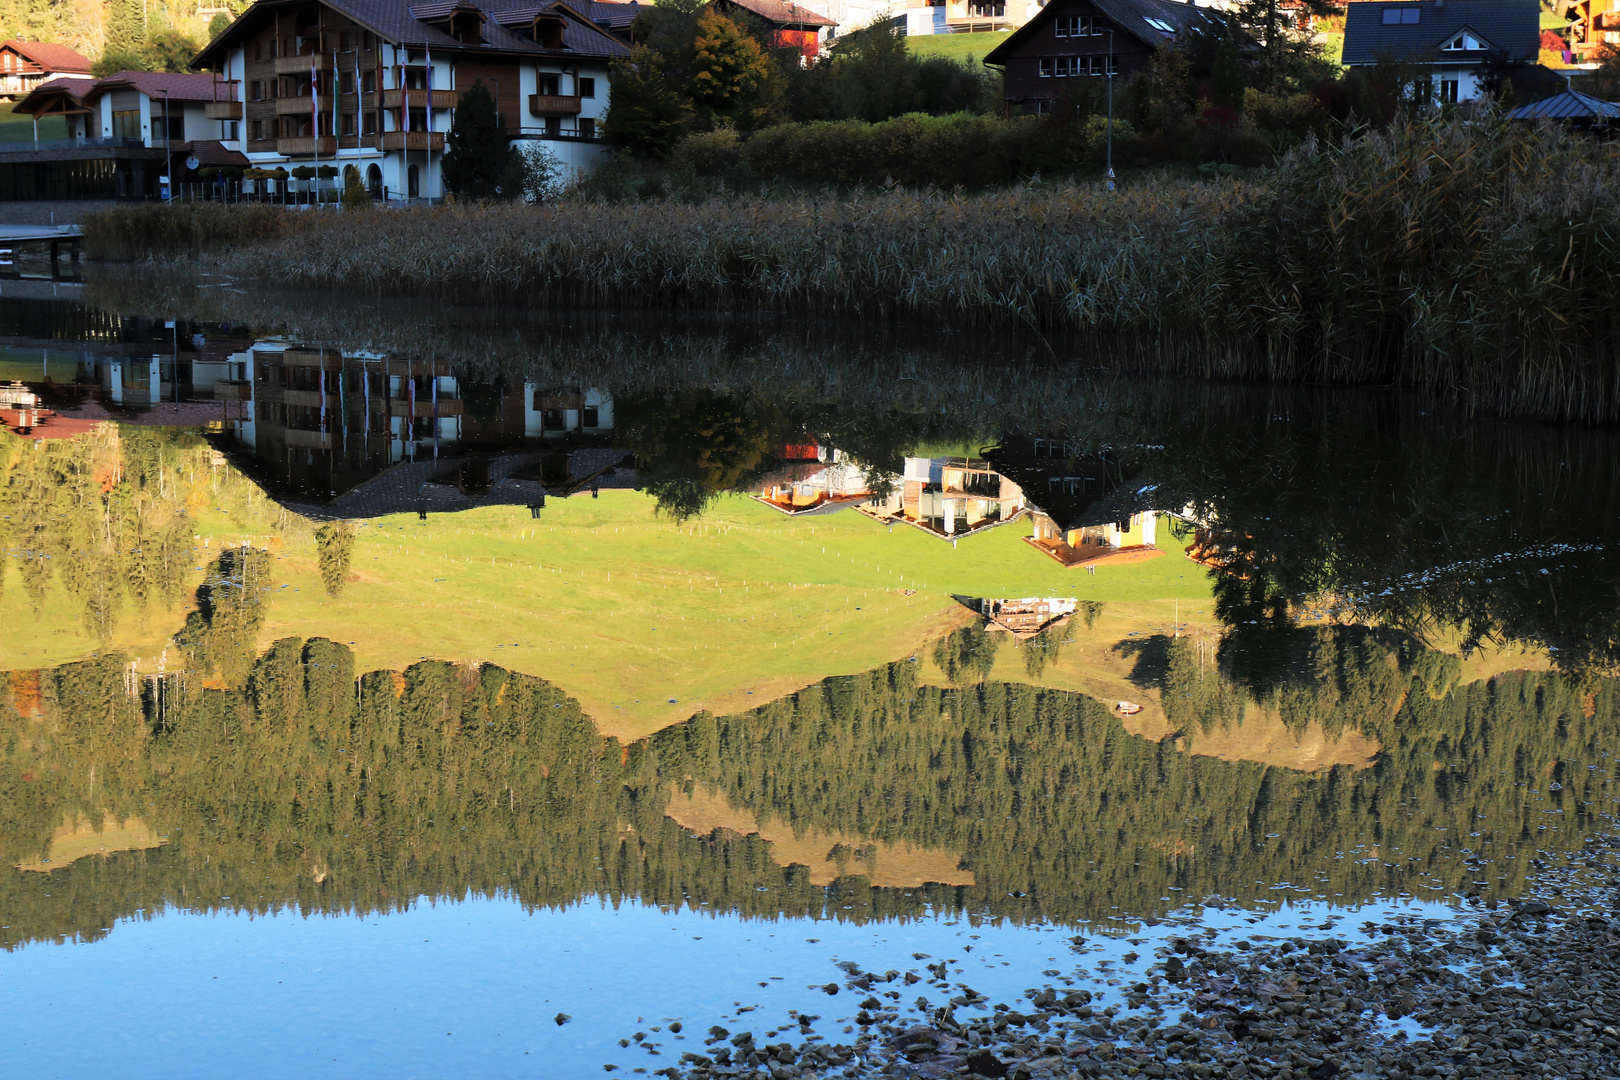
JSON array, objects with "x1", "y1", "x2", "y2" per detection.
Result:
[
  {"x1": 905, "y1": 30, "x2": 1009, "y2": 68},
  {"x1": 0, "y1": 103, "x2": 65, "y2": 143}
]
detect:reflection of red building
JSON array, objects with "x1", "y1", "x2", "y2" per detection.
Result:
[{"x1": 715, "y1": 0, "x2": 835, "y2": 59}]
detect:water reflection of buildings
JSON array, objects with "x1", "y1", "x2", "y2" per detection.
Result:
[
  {"x1": 214, "y1": 341, "x2": 613, "y2": 499},
  {"x1": 859, "y1": 456, "x2": 1027, "y2": 539},
  {"x1": 986, "y1": 437, "x2": 1164, "y2": 568},
  {"x1": 752, "y1": 443, "x2": 871, "y2": 514}
]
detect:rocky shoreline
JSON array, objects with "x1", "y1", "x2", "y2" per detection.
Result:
[{"x1": 627, "y1": 837, "x2": 1620, "y2": 1080}]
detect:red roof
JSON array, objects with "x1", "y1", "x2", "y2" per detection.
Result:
[{"x1": 0, "y1": 40, "x2": 92, "y2": 74}]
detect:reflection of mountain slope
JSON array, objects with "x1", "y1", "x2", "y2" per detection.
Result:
[
  {"x1": 664, "y1": 786, "x2": 973, "y2": 889},
  {"x1": 3, "y1": 630, "x2": 1612, "y2": 953},
  {"x1": 15, "y1": 815, "x2": 161, "y2": 873}
]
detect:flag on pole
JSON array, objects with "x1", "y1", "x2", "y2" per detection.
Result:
[
  {"x1": 425, "y1": 46, "x2": 432, "y2": 134},
  {"x1": 398, "y1": 56, "x2": 407, "y2": 138},
  {"x1": 332, "y1": 50, "x2": 340, "y2": 148}
]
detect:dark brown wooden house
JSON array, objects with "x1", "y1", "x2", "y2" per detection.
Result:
[{"x1": 983, "y1": 0, "x2": 1219, "y2": 115}]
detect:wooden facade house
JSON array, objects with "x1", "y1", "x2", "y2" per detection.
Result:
[
  {"x1": 974, "y1": 596, "x2": 1078, "y2": 638},
  {"x1": 983, "y1": 0, "x2": 1218, "y2": 115},
  {"x1": 192, "y1": 0, "x2": 629, "y2": 201},
  {"x1": 1565, "y1": 0, "x2": 1620, "y2": 62},
  {"x1": 0, "y1": 40, "x2": 91, "y2": 99},
  {"x1": 858, "y1": 456, "x2": 1026, "y2": 539}
]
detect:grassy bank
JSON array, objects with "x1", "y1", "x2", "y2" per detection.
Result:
[{"x1": 85, "y1": 114, "x2": 1620, "y2": 423}]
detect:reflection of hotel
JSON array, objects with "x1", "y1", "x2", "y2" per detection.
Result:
[
  {"x1": 985, "y1": 436, "x2": 1164, "y2": 568},
  {"x1": 860, "y1": 456, "x2": 1025, "y2": 539},
  {"x1": 1027, "y1": 506, "x2": 1160, "y2": 567},
  {"x1": 210, "y1": 340, "x2": 612, "y2": 498}
]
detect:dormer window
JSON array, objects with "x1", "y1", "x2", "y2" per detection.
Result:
[
  {"x1": 1381, "y1": 7, "x2": 1420, "y2": 24},
  {"x1": 1441, "y1": 30, "x2": 1487, "y2": 50}
]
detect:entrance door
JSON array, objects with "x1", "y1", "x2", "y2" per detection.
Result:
[
  {"x1": 407, "y1": 163, "x2": 419, "y2": 198},
  {"x1": 367, "y1": 163, "x2": 382, "y2": 197}
]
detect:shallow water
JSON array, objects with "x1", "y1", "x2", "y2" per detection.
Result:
[{"x1": 0, "y1": 280, "x2": 1617, "y2": 1076}]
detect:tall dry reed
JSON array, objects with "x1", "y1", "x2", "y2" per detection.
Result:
[{"x1": 83, "y1": 113, "x2": 1620, "y2": 422}]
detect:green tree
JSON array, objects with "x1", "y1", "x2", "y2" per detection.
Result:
[
  {"x1": 687, "y1": 10, "x2": 778, "y2": 128},
  {"x1": 314, "y1": 522, "x2": 355, "y2": 598},
  {"x1": 1210, "y1": 34, "x2": 1245, "y2": 111},
  {"x1": 828, "y1": 21, "x2": 917, "y2": 122},
  {"x1": 442, "y1": 81, "x2": 523, "y2": 199},
  {"x1": 602, "y1": 45, "x2": 692, "y2": 158},
  {"x1": 103, "y1": 0, "x2": 146, "y2": 58},
  {"x1": 142, "y1": 29, "x2": 202, "y2": 73},
  {"x1": 209, "y1": 12, "x2": 232, "y2": 41}
]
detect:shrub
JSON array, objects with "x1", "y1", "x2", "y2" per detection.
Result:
[{"x1": 667, "y1": 128, "x2": 742, "y2": 176}]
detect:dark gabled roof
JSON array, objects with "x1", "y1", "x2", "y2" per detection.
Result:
[
  {"x1": 1507, "y1": 87, "x2": 1620, "y2": 119},
  {"x1": 1341, "y1": 0, "x2": 1538, "y2": 66},
  {"x1": 984, "y1": 0, "x2": 1221, "y2": 66},
  {"x1": 575, "y1": 0, "x2": 647, "y2": 31},
  {"x1": 193, "y1": 0, "x2": 627, "y2": 68},
  {"x1": 0, "y1": 40, "x2": 93, "y2": 72}
]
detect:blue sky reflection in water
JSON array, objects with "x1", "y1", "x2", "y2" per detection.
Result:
[{"x1": 0, "y1": 895, "x2": 1462, "y2": 1079}]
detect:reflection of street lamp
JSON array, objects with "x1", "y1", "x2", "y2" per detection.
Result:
[{"x1": 1105, "y1": 29, "x2": 1115, "y2": 192}]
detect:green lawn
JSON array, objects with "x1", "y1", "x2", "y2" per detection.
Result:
[
  {"x1": 0, "y1": 103, "x2": 65, "y2": 143},
  {"x1": 226, "y1": 491, "x2": 1214, "y2": 739},
  {"x1": 906, "y1": 31, "x2": 1010, "y2": 68}
]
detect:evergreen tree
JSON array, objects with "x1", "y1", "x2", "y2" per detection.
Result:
[
  {"x1": 314, "y1": 522, "x2": 355, "y2": 598},
  {"x1": 442, "y1": 81, "x2": 523, "y2": 199},
  {"x1": 602, "y1": 45, "x2": 692, "y2": 157},
  {"x1": 1210, "y1": 34, "x2": 1246, "y2": 112}
]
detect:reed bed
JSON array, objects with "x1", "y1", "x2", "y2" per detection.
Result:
[{"x1": 86, "y1": 113, "x2": 1620, "y2": 423}]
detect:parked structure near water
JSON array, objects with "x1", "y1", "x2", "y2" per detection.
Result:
[
  {"x1": 753, "y1": 444, "x2": 870, "y2": 514},
  {"x1": 5, "y1": 71, "x2": 248, "y2": 200},
  {"x1": 974, "y1": 596, "x2": 1078, "y2": 638},
  {"x1": 191, "y1": 0, "x2": 628, "y2": 201}
]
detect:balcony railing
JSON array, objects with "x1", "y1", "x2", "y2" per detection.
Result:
[
  {"x1": 382, "y1": 88, "x2": 459, "y2": 110},
  {"x1": 274, "y1": 53, "x2": 332, "y2": 75},
  {"x1": 274, "y1": 96, "x2": 320, "y2": 115},
  {"x1": 0, "y1": 136, "x2": 147, "y2": 154},
  {"x1": 529, "y1": 93, "x2": 582, "y2": 116},
  {"x1": 204, "y1": 100, "x2": 242, "y2": 119},
  {"x1": 277, "y1": 136, "x2": 338, "y2": 156},
  {"x1": 380, "y1": 131, "x2": 443, "y2": 151}
]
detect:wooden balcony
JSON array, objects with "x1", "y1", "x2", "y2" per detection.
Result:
[
  {"x1": 380, "y1": 131, "x2": 443, "y2": 151},
  {"x1": 387, "y1": 399, "x2": 463, "y2": 418},
  {"x1": 529, "y1": 93, "x2": 582, "y2": 116},
  {"x1": 274, "y1": 53, "x2": 332, "y2": 75},
  {"x1": 274, "y1": 96, "x2": 319, "y2": 115},
  {"x1": 277, "y1": 136, "x2": 338, "y2": 156},
  {"x1": 382, "y1": 88, "x2": 459, "y2": 110},
  {"x1": 213, "y1": 380, "x2": 252, "y2": 400},
  {"x1": 281, "y1": 428, "x2": 337, "y2": 450},
  {"x1": 204, "y1": 100, "x2": 242, "y2": 119}
]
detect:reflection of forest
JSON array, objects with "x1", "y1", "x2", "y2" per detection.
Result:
[{"x1": 3, "y1": 618, "x2": 1612, "y2": 952}]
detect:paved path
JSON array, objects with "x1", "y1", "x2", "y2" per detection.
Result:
[
  {"x1": 0, "y1": 225, "x2": 81, "y2": 242},
  {"x1": 281, "y1": 447, "x2": 638, "y2": 521}
]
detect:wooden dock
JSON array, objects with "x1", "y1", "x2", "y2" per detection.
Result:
[{"x1": 0, "y1": 225, "x2": 81, "y2": 278}]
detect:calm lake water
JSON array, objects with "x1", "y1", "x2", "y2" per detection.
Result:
[{"x1": 0, "y1": 279, "x2": 1617, "y2": 1077}]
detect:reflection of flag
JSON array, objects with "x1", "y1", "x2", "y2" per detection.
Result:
[{"x1": 332, "y1": 51, "x2": 339, "y2": 142}]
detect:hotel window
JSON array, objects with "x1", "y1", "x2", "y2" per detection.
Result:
[
  {"x1": 340, "y1": 31, "x2": 353, "y2": 51},
  {"x1": 249, "y1": 80, "x2": 261, "y2": 100},
  {"x1": 362, "y1": 111, "x2": 376, "y2": 135},
  {"x1": 969, "y1": 1, "x2": 1005, "y2": 16},
  {"x1": 251, "y1": 119, "x2": 264, "y2": 140},
  {"x1": 545, "y1": 115, "x2": 560, "y2": 136},
  {"x1": 340, "y1": 71, "x2": 354, "y2": 94},
  {"x1": 362, "y1": 69, "x2": 375, "y2": 93},
  {"x1": 582, "y1": 407, "x2": 599, "y2": 428},
  {"x1": 579, "y1": 76, "x2": 595, "y2": 98},
  {"x1": 1438, "y1": 78, "x2": 1459, "y2": 103},
  {"x1": 341, "y1": 111, "x2": 355, "y2": 136},
  {"x1": 227, "y1": 120, "x2": 239, "y2": 141},
  {"x1": 537, "y1": 74, "x2": 560, "y2": 95},
  {"x1": 579, "y1": 116, "x2": 595, "y2": 138},
  {"x1": 111, "y1": 109, "x2": 140, "y2": 137}
]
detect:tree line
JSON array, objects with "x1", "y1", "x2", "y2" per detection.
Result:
[{"x1": 2, "y1": 602, "x2": 1612, "y2": 951}]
